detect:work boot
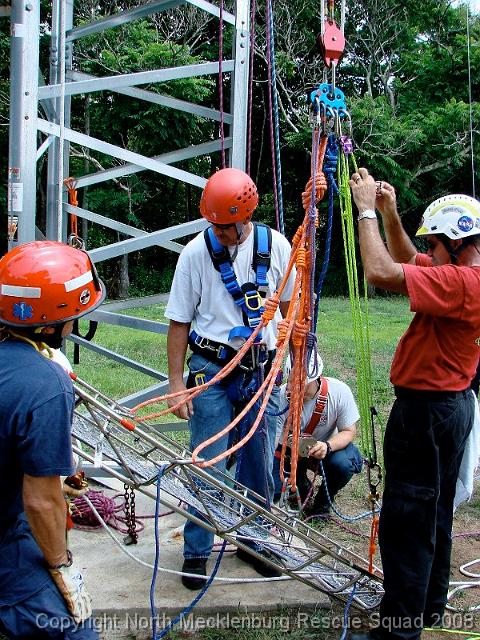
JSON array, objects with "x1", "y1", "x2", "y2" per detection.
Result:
[
  {"x1": 181, "y1": 558, "x2": 207, "y2": 590},
  {"x1": 236, "y1": 547, "x2": 282, "y2": 578}
]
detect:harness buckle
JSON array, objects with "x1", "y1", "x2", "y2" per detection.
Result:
[
  {"x1": 194, "y1": 372, "x2": 206, "y2": 386},
  {"x1": 215, "y1": 344, "x2": 227, "y2": 360},
  {"x1": 193, "y1": 334, "x2": 210, "y2": 349},
  {"x1": 244, "y1": 289, "x2": 263, "y2": 312}
]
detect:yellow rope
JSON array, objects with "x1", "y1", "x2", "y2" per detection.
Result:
[{"x1": 7, "y1": 329, "x2": 54, "y2": 360}]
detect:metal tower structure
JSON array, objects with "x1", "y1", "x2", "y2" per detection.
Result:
[{"x1": 6, "y1": 0, "x2": 251, "y2": 407}]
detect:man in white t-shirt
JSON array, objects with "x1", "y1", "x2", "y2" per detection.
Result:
[
  {"x1": 273, "y1": 352, "x2": 363, "y2": 516},
  {"x1": 165, "y1": 168, "x2": 295, "y2": 589}
]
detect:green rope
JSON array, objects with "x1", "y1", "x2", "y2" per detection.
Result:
[
  {"x1": 337, "y1": 149, "x2": 381, "y2": 465},
  {"x1": 424, "y1": 630, "x2": 480, "y2": 640}
]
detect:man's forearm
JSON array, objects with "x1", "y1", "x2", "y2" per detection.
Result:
[
  {"x1": 23, "y1": 476, "x2": 68, "y2": 568},
  {"x1": 167, "y1": 320, "x2": 190, "y2": 386},
  {"x1": 382, "y1": 213, "x2": 417, "y2": 264},
  {"x1": 327, "y1": 428, "x2": 355, "y2": 452},
  {"x1": 358, "y1": 219, "x2": 407, "y2": 293}
]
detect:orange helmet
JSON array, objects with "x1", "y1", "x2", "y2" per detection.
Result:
[
  {"x1": 200, "y1": 168, "x2": 259, "y2": 224},
  {"x1": 0, "y1": 241, "x2": 105, "y2": 327}
]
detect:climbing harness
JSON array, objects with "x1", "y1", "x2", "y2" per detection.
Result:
[{"x1": 203, "y1": 222, "x2": 272, "y2": 342}]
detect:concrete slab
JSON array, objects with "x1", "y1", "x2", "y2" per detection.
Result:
[{"x1": 69, "y1": 480, "x2": 330, "y2": 638}]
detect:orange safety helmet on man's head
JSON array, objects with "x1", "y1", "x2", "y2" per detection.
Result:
[
  {"x1": 0, "y1": 241, "x2": 105, "y2": 328},
  {"x1": 200, "y1": 168, "x2": 259, "y2": 225}
]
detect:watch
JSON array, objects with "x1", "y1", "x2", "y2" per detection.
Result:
[
  {"x1": 357, "y1": 209, "x2": 377, "y2": 222},
  {"x1": 325, "y1": 441, "x2": 332, "y2": 456}
]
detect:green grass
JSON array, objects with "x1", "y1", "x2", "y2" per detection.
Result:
[
  {"x1": 71, "y1": 296, "x2": 412, "y2": 396},
  {"x1": 69, "y1": 295, "x2": 412, "y2": 430}
]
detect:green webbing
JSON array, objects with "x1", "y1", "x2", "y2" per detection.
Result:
[{"x1": 337, "y1": 150, "x2": 382, "y2": 465}]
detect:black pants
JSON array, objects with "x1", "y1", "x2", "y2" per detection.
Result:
[{"x1": 377, "y1": 388, "x2": 474, "y2": 640}]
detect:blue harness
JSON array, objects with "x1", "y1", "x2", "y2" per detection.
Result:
[{"x1": 203, "y1": 222, "x2": 272, "y2": 343}]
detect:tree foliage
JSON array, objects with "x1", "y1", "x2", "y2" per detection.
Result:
[{"x1": 2, "y1": 0, "x2": 479, "y2": 294}]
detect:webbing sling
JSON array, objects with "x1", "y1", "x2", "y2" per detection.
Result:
[
  {"x1": 274, "y1": 377, "x2": 329, "y2": 461},
  {"x1": 304, "y1": 377, "x2": 329, "y2": 436},
  {"x1": 204, "y1": 223, "x2": 272, "y2": 341}
]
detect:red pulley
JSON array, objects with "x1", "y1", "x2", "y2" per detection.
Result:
[{"x1": 317, "y1": 20, "x2": 345, "y2": 67}]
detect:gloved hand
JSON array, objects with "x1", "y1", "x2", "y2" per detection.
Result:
[
  {"x1": 49, "y1": 553, "x2": 92, "y2": 623},
  {"x1": 62, "y1": 471, "x2": 88, "y2": 498}
]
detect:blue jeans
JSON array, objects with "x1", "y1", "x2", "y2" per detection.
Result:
[
  {"x1": 183, "y1": 353, "x2": 279, "y2": 559},
  {"x1": 0, "y1": 581, "x2": 98, "y2": 639},
  {"x1": 272, "y1": 442, "x2": 363, "y2": 505}
]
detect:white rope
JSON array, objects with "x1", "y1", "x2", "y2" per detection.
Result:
[
  {"x1": 57, "y1": 0, "x2": 67, "y2": 241},
  {"x1": 446, "y1": 558, "x2": 480, "y2": 612},
  {"x1": 81, "y1": 495, "x2": 291, "y2": 585},
  {"x1": 466, "y1": 5, "x2": 476, "y2": 198}
]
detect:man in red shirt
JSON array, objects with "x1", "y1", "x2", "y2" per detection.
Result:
[{"x1": 349, "y1": 170, "x2": 480, "y2": 640}]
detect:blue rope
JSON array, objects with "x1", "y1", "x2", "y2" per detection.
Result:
[
  {"x1": 340, "y1": 583, "x2": 357, "y2": 640},
  {"x1": 263, "y1": 402, "x2": 289, "y2": 417},
  {"x1": 318, "y1": 460, "x2": 380, "y2": 522},
  {"x1": 313, "y1": 133, "x2": 338, "y2": 329},
  {"x1": 150, "y1": 465, "x2": 227, "y2": 639},
  {"x1": 305, "y1": 130, "x2": 320, "y2": 373},
  {"x1": 267, "y1": 0, "x2": 285, "y2": 235}
]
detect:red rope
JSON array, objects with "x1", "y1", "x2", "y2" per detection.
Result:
[{"x1": 218, "y1": 0, "x2": 226, "y2": 168}]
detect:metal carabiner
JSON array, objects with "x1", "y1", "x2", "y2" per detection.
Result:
[
  {"x1": 279, "y1": 480, "x2": 303, "y2": 515},
  {"x1": 366, "y1": 462, "x2": 383, "y2": 504}
]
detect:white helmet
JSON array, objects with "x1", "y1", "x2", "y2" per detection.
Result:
[
  {"x1": 416, "y1": 194, "x2": 480, "y2": 240},
  {"x1": 284, "y1": 349, "x2": 324, "y2": 383}
]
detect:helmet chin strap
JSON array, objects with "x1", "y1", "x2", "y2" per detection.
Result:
[
  {"x1": 438, "y1": 236, "x2": 466, "y2": 264},
  {"x1": 229, "y1": 222, "x2": 246, "y2": 262},
  {"x1": 33, "y1": 323, "x2": 66, "y2": 350},
  {"x1": 235, "y1": 221, "x2": 245, "y2": 241}
]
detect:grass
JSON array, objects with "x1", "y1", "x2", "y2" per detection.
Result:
[
  {"x1": 68, "y1": 295, "x2": 479, "y2": 639},
  {"x1": 69, "y1": 296, "x2": 411, "y2": 415}
]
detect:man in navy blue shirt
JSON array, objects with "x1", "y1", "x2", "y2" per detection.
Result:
[{"x1": 0, "y1": 241, "x2": 105, "y2": 639}]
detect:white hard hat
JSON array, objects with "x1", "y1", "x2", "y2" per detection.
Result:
[
  {"x1": 284, "y1": 350, "x2": 324, "y2": 383},
  {"x1": 416, "y1": 194, "x2": 480, "y2": 240}
]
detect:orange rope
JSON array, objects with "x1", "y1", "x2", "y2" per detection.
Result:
[
  {"x1": 277, "y1": 132, "x2": 328, "y2": 494},
  {"x1": 64, "y1": 177, "x2": 78, "y2": 239},
  {"x1": 130, "y1": 133, "x2": 329, "y2": 478},
  {"x1": 368, "y1": 514, "x2": 379, "y2": 573}
]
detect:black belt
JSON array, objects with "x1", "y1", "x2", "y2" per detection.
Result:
[
  {"x1": 188, "y1": 332, "x2": 237, "y2": 365},
  {"x1": 394, "y1": 386, "x2": 469, "y2": 402},
  {"x1": 188, "y1": 331, "x2": 275, "y2": 370}
]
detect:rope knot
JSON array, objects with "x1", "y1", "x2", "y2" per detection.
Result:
[
  {"x1": 292, "y1": 319, "x2": 309, "y2": 347},
  {"x1": 262, "y1": 295, "x2": 279, "y2": 324},
  {"x1": 276, "y1": 319, "x2": 290, "y2": 347},
  {"x1": 296, "y1": 247, "x2": 307, "y2": 269},
  {"x1": 302, "y1": 173, "x2": 328, "y2": 211}
]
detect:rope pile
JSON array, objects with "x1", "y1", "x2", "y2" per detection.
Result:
[{"x1": 70, "y1": 490, "x2": 148, "y2": 534}]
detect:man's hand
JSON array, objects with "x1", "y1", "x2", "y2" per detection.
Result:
[
  {"x1": 167, "y1": 380, "x2": 193, "y2": 420},
  {"x1": 349, "y1": 167, "x2": 377, "y2": 212},
  {"x1": 308, "y1": 441, "x2": 330, "y2": 460},
  {"x1": 375, "y1": 180, "x2": 398, "y2": 220},
  {"x1": 62, "y1": 472, "x2": 88, "y2": 499},
  {"x1": 49, "y1": 559, "x2": 92, "y2": 623}
]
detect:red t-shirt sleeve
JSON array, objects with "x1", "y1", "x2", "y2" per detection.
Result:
[
  {"x1": 414, "y1": 253, "x2": 432, "y2": 267},
  {"x1": 402, "y1": 262, "x2": 466, "y2": 320}
]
